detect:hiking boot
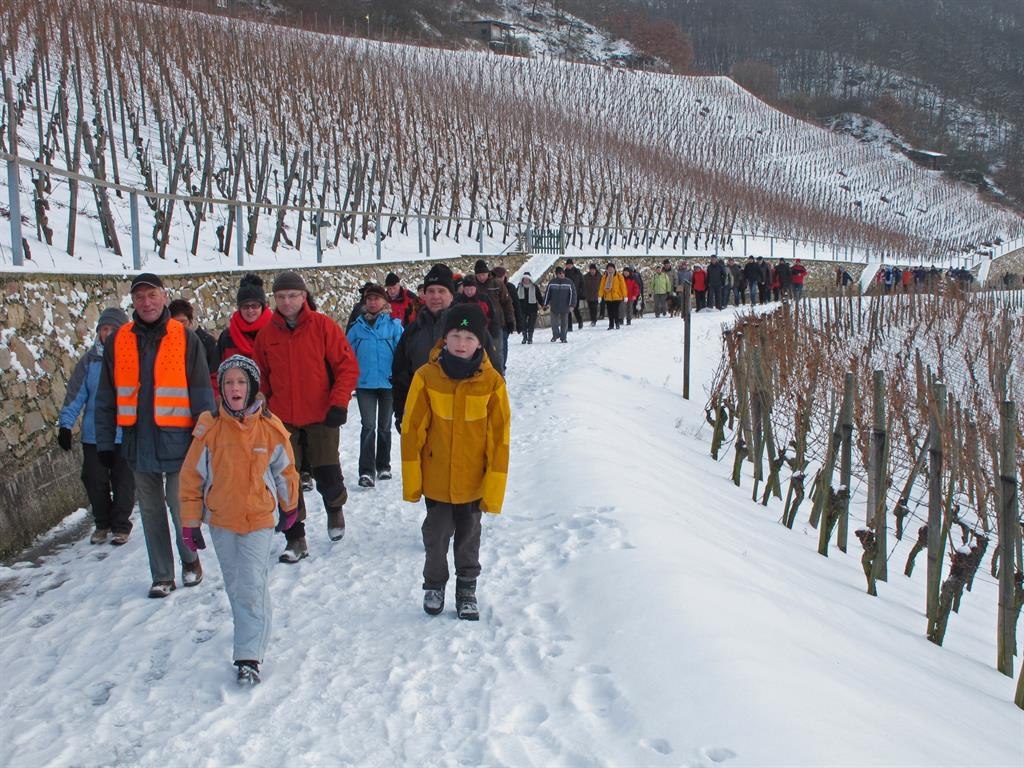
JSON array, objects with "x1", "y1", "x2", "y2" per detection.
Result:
[
  {"x1": 183, "y1": 558, "x2": 203, "y2": 587},
  {"x1": 300, "y1": 472, "x2": 314, "y2": 492},
  {"x1": 327, "y1": 509, "x2": 346, "y2": 541},
  {"x1": 110, "y1": 531, "x2": 130, "y2": 546},
  {"x1": 456, "y1": 580, "x2": 479, "y2": 621},
  {"x1": 90, "y1": 528, "x2": 110, "y2": 545},
  {"x1": 377, "y1": 469, "x2": 392, "y2": 481},
  {"x1": 423, "y1": 588, "x2": 445, "y2": 616},
  {"x1": 148, "y1": 580, "x2": 176, "y2": 598},
  {"x1": 236, "y1": 660, "x2": 261, "y2": 686},
  {"x1": 279, "y1": 537, "x2": 309, "y2": 563},
  {"x1": 358, "y1": 474, "x2": 375, "y2": 488}
]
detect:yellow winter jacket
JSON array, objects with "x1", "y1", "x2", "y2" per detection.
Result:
[
  {"x1": 597, "y1": 272, "x2": 628, "y2": 302},
  {"x1": 401, "y1": 343, "x2": 511, "y2": 513},
  {"x1": 179, "y1": 403, "x2": 300, "y2": 534}
]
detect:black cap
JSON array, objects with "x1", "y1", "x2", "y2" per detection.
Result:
[
  {"x1": 384, "y1": 272, "x2": 400, "y2": 287},
  {"x1": 423, "y1": 264, "x2": 455, "y2": 294},
  {"x1": 474, "y1": 259, "x2": 489, "y2": 275},
  {"x1": 443, "y1": 303, "x2": 488, "y2": 345},
  {"x1": 130, "y1": 273, "x2": 164, "y2": 291},
  {"x1": 555, "y1": 266, "x2": 565, "y2": 274}
]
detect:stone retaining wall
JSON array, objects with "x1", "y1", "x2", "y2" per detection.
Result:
[{"x1": 0, "y1": 254, "x2": 527, "y2": 557}]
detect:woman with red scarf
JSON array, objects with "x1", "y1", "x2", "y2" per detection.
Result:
[{"x1": 216, "y1": 275, "x2": 274, "y2": 395}]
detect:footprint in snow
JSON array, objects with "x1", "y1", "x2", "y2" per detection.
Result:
[
  {"x1": 29, "y1": 612, "x2": 54, "y2": 628},
  {"x1": 567, "y1": 673, "x2": 621, "y2": 719},
  {"x1": 86, "y1": 680, "x2": 115, "y2": 706},
  {"x1": 687, "y1": 746, "x2": 738, "y2": 766},
  {"x1": 640, "y1": 737, "x2": 673, "y2": 755},
  {"x1": 192, "y1": 628, "x2": 217, "y2": 644}
]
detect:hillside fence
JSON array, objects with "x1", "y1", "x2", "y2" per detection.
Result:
[{"x1": 2, "y1": 147, "x2": 994, "y2": 274}]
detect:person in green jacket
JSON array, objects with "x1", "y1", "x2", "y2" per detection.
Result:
[{"x1": 652, "y1": 265, "x2": 673, "y2": 317}]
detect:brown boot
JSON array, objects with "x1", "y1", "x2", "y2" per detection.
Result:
[
  {"x1": 278, "y1": 537, "x2": 309, "y2": 564},
  {"x1": 182, "y1": 558, "x2": 203, "y2": 587},
  {"x1": 327, "y1": 508, "x2": 345, "y2": 542}
]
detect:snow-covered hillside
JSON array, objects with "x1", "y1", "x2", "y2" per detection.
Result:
[
  {"x1": 2, "y1": 0, "x2": 1021, "y2": 277},
  {"x1": 1, "y1": 310, "x2": 1021, "y2": 767}
]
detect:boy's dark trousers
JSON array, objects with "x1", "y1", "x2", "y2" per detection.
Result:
[
  {"x1": 421, "y1": 499, "x2": 481, "y2": 590},
  {"x1": 82, "y1": 443, "x2": 135, "y2": 533},
  {"x1": 586, "y1": 300, "x2": 599, "y2": 324}
]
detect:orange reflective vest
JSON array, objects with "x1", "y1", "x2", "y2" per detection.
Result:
[{"x1": 114, "y1": 319, "x2": 193, "y2": 428}]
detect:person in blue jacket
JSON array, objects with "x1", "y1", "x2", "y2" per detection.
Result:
[
  {"x1": 58, "y1": 307, "x2": 136, "y2": 545},
  {"x1": 346, "y1": 284, "x2": 404, "y2": 489}
]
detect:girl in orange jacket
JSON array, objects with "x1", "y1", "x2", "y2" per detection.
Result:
[{"x1": 179, "y1": 356, "x2": 300, "y2": 686}]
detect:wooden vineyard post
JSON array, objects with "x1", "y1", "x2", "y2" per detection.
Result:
[
  {"x1": 750, "y1": 343, "x2": 765, "y2": 501},
  {"x1": 731, "y1": 331, "x2": 751, "y2": 487},
  {"x1": 816, "y1": 394, "x2": 843, "y2": 556},
  {"x1": 782, "y1": 392, "x2": 812, "y2": 529},
  {"x1": 927, "y1": 383, "x2": 946, "y2": 641},
  {"x1": 4, "y1": 79, "x2": 24, "y2": 265},
  {"x1": 869, "y1": 370, "x2": 888, "y2": 581},
  {"x1": 837, "y1": 372, "x2": 854, "y2": 552},
  {"x1": 682, "y1": 290, "x2": 691, "y2": 400},
  {"x1": 997, "y1": 400, "x2": 1019, "y2": 677},
  {"x1": 757, "y1": 349, "x2": 784, "y2": 506}
]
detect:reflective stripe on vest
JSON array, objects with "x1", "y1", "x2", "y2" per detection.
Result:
[{"x1": 113, "y1": 319, "x2": 194, "y2": 428}]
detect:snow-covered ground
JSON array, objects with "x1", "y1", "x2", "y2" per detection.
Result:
[{"x1": 1, "y1": 310, "x2": 1021, "y2": 767}]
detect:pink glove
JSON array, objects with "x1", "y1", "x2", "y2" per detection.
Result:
[
  {"x1": 182, "y1": 527, "x2": 206, "y2": 552},
  {"x1": 276, "y1": 509, "x2": 299, "y2": 532}
]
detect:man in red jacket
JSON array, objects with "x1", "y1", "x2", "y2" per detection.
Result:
[
  {"x1": 385, "y1": 272, "x2": 419, "y2": 327},
  {"x1": 253, "y1": 271, "x2": 360, "y2": 563}
]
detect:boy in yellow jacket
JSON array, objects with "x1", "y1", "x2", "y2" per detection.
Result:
[
  {"x1": 179, "y1": 356, "x2": 300, "y2": 685},
  {"x1": 401, "y1": 303, "x2": 511, "y2": 620}
]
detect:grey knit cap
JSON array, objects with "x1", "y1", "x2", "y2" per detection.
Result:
[{"x1": 97, "y1": 306, "x2": 129, "y2": 332}]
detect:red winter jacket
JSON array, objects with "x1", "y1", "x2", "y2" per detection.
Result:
[
  {"x1": 791, "y1": 264, "x2": 808, "y2": 286},
  {"x1": 625, "y1": 277, "x2": 640, "y2": 301},
  {"x1": 388, "y1": 287, "x2": 419, "y2": 326},
  {"x1": 692, "y1": 268, "x2": 707, "y2": 291},
  {"x1": 252, "y1": 303, "x2": 359, "y2": 427}
]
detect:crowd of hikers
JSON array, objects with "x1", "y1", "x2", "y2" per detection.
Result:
[
  {"x1": 51, "y1": 248, "x2": 1007, "y2": 684},
  {"x1": 872, "y1": 264, "x2": 976, "y2": 293}
]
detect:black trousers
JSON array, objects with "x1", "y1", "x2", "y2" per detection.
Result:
[
  {"x1": 605, "y1": 300, "x2": 622, "y2": 328},
  {"x1": 586, "y1": 300, "x2": 600, "y2": 324},
  {"x1": 571, "y1": 304, "x2": 583, "y2": 329},
  {"x1": 522, "y1": 309, "x2": 538, "y2": 341},
  {"x1": 421, "y1": 499, "x2": 482, "y2": 590},
  {"x1": 82, "y1": 443, "x2": 135, "y2": 533}
]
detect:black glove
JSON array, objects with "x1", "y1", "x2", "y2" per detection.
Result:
[
  {"x1": 323, "y1": 406, "x2": 347, "y2": 428},
  {"x1": 57, "y1": 427, "x2": 73, "y2": 451},
  {"x1": 394, "y1": 414, "x2": 403, "y2": 434},
  {"x1": 98, "y1": 450, "x2": 116, "y2": 468}
]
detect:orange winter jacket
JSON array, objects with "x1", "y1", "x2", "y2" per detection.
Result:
[
  {"x1": 179, "y1": 403, "x2": 300, "y2": 534},
  {"x1": 401, "y1": 343, "x2": 511, "y2": 513},
  {"x1": 597, "y1": 272, "x2": 628, "y2": 302}
]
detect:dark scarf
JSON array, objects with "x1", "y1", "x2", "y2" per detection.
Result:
[
  {"x1": 439, "y1": 347, "x2": 483, "y2": 380},
  {"x1": 228, "y1": 307, "x2": 272, "y2": 357}
]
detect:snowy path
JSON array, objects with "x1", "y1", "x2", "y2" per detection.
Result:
[{"x1": 1, "y1": 311, "x2": 1022, "y2": 767}]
